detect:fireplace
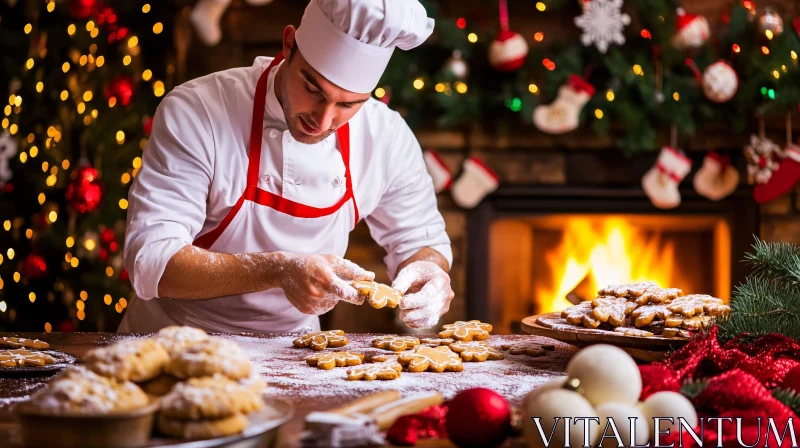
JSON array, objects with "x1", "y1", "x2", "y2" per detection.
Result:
[{"x1": 466, "y1": 186, "x2": 759, "y2": 334}]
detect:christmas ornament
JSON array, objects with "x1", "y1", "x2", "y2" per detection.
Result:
[
  {"x1": 702, "y1": 61, "x2": 738, "y2": 103},
  {"x1": 565, "y1": 344, "x2": 641, "y2": 406},
  {"x1": 105, "y1": 76, "x2": 135, "y2": 107},
  {"x1": 524, "y1": 389, "x2": 599, "y2": 448},
  {"x1": 79, "y1": 231, "x2": 100, "y2": 260},
  {"x1": 66, "y1": 166, "x2": 103, "y2": 214},
  {"x1": 191, "y1": 0, "x2": 275, "y2": 47},
  {"x1": 22, "y1": 254, "x2": 47, "y2": 279},
  {"x1": 386, "y1": 405, "x2": 448, "y2": 446},
  {"x1": 97, "y1": 6, "x2": 129, "y2": 44},
  {"x1": 744, "y1": 134, "x2": 783, "y2": 185},
  {"x1": 423, "y1": 150, "x2": 452, "y2": 193},
  {"x1": 119, "y1": 268, "x2": 130, "y2": 282},
  {"x1": 574, "y1": 0, "x2": 631, "y2": 53},
  {"x1": 68, "y1": 0, "x2": 97, "y2": 20},
  {"x1": 693, "y1": 152, "x2": 740, "y2": 201},
  {"x1": 0, "y1": 130, "x2": 18, "y2": 185},
  {"x1": 641, "y1": 147, "x2": 692, "y2": 209},
  {"x1": 143, "y1": 116, "x2": 153, "y2": 136},
  {"x1": 101, "y1": 228, "x2": 116, "y2": 246},
  {"x1": 672, "y1": 8, "x2": 710, "y2": 49},
  {"x1": 445, "y1": 388, "x2": 510, "y2": 448},
  {"x1": 638, "y1": 391, "x2": 698, "y2": 441},
  {"x1": 780, "y1": 365, "x2": 800, "y2": 393},
  {"x1": 451, "y1": 157, "x2": 499, "y2": 209},
  {"x1": 533, "y1": 75, "x2": 595, "y2": 134},
  {"x1": 444, "y1": 50, "x2": 469, "y2": 79},
  {"x1": 758, "y1": 7, "x2": 784, "y2": 37},
  {"x1": 488, "y1": 0, "x2": 528, "y2": 72},
  {"x1": 522, "y1": 376, "x2": 567, "y2": 410},
  {"x1": 595, "y1": 403, "x2": 649, "y2": 448}
]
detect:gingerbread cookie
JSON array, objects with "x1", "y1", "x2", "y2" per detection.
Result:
[
  {"x1": 397, "y1": 346, "x2": 463, "y2": 373},
  {"x1": 591, "y1": 296, "x2": 628, "y2": 327},
  {"x1": 419, "y1": 338, "x2": 455, "y2": 347},
  {"x1": 292, "y1": 330, "x2": 349, "y2": 351},
  {"x1": 561, "y1": 302, "x2": 594, "y2": 325},
  {"x1": 166, "y1": 337, "x2": 251, "y2": 380},
  {"x1": 352, "y1": 280, "x2": 402, "y2": 309},
  {"x1": 160, "y1": 374, "x2": 263, "y2": 420},
  {"x1": 85, "y1": 339, "x2": 169, "y2": 382},
  {"x1": 157, "y1": 413, "x2": 248, "y2": 440},
  {"x1": 639, "y1": 287, "x2": 684, "y2": 305},
  {"x1": 438, "y1": 320, "x2": 492, "y2": 342},
  {"x1": 582, "y1": 313, "x2": 602, "y2": 329},
  {"x1": 501, "y1": 341, "x2": 555, "y2": 357},
  {"x1": 598, "y1": 282, "x2": 659, "y2": 299},
  {"x1": 630, "y1": 303, "x2": 673, "y2": 328},
  {"x1": 667, "y1": 294, "x2": 729, "y2": 317},
  {"x1": 448, "y1": 341, "x2": 504, "y2": 362},
  {"x1": 29, "y1": 366, "x2": 149, "y2": 414},
  {"x1": 155, "y1": 325, "x2": 209, "y2": 355},
  {"x1": 347, "y1": 358, "x2": 403, "y2": 381},
  {"x1": 0, "y1": 349, "x2": 56, "y2": 367},
  {"x1": 0, "y1": 336, "x2": 49, "y2": 350},
  {"x1": 305, "y1": 351, "x2": 364, "y2": 370},
  {"x1": 663, "y1": 328, "x2": 693, "y2": 338},
  {"x1": 372, "y1": 335, "x2": 420, "y2": 352},
  {"x1": 665, "y1": 314, "x2": 714, "y2": 330},
  {"x1": 613, "y1": 327, "x2": 654, "y2": 337}
]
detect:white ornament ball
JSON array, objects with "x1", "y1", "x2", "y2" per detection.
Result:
[
  {"x1": 565, "y1": 344, "x2": 641, "y2": 406},
  {"x1": 524, "y1": 389, "x2": 600, "y2": 448},
  {"x1": 702, "y1": 61, "x2": 738, "y2": 103},
  {"x1": 444, "y1": 51, "x2": 469, "y2": 79},
  {"x1": 595, "y1": 402, "x2": 649, "y2": 448},
  {"x1": 639, "y1": 392, "x2": 698, "y2": 443},
  {"x1": 523, "y1": 376, "x2": 567, "y2": 410},
  {"x1": 672, "y1": 12, "x2": 710, "y2": 49},
  {"x1": 488, "y1": 29, "x2": 529, "y2": 72}
]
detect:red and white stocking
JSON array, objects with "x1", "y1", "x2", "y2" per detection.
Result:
[
  {"x1": 533, "y1": 75, "x2": 595, "y2": 134},
  {"x1": 641, "y1": 147, "x2": 692, "y2": 209},
  {"x1": 451, "y1": 157, "x2": 500, "y2": 209},
  {"x1": 693, "y1": 153, "x2": 740, "y2": 201},
  {"x1": 423, "y1": 150, "x2": 452, "y2": 193},
  {"x1": 754, "y1": 144, "x2": 800, "y2": 204}
]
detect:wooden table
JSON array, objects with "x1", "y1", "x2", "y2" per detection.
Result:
[{"x1": 0, "y1": 332, "x2": 577, "y2": 447}]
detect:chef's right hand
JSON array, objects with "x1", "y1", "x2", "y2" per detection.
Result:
[{"x1": 277, "y1": 253, "x2": 375, "y2": 315}]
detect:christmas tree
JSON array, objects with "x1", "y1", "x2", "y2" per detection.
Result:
[{"x1": 0, "y1": 0, "x2": 175, "y2": 331}]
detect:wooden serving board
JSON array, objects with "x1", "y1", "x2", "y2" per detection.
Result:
[{"x1": 522, "y1": 313, "x2": 690, "y2": 362}]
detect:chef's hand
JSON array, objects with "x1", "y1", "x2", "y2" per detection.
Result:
[
  {"x1": 278, "y1": 253, "x2": 375, "y2": 315},
  {"x1": 392, "y1": 261, "x2": 454, "y2": 329}
]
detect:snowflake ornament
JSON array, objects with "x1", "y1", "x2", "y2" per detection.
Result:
[{"x1": 574, "y1": 0, "x2": 631, "y2": 53}]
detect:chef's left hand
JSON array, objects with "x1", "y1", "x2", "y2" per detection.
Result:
[{"x1": 392, "y1": 261, "x2": 454, "y2": 329}]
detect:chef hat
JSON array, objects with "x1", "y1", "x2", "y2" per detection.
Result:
[{"x1": 294, "y1": 0, "x2": 434, "y2": 94}]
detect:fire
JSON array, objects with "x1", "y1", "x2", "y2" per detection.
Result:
[{"x1": 535, "y1": 217, "x2": 677, "y2": 313}]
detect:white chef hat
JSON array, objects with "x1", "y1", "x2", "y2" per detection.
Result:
[{"x1": 294, "y1": 0, "x2": 434, "y2": 94}]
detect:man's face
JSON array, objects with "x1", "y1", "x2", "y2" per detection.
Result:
[{"x1": 279, "y1": 28, "x2": 371, "y2": 145}]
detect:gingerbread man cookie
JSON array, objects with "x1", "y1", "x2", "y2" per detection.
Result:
[
  {"x1": 372, "y1": 335, "x2": 420, "y2": 352},
  {"x1": 397, "y1": 346, "x2": 463, "y2": 373},
  {"x1": 591, "y1": 296, "x2": 629, "y2": 327},
  {"x1": 0, "y1": 349, "x2": 56, "y2": 367},
  {"x1": 598, "y1": 282, "x2": 659, "y2": 300},
  {"x1": 0, "y1": 336, "x2": 49, "y2": 350},
  {"x1": 346, "y1": 358, "x2": 402, "y2": 381},
  {"x1": 305, "y1": 352, "x2": 364, "y2": 370},
  {"x1": 448, "y1": 341, "x2": 504, "y2": 362},
  {"x1": 500, "y1": 341, "x2": 555, "y2": 357},
  {"x1": 352, "y1": 280, "x2": 402, "y2": 309},
  {"x1": 293, "y1": 330, "x2": 349, "y2": 351},
  {"x1": 419, "y1": 338, "x2": 455, "y2": 347},
  {"x1": 438, "y1": 320, "x2": 492, "y2": 341}
]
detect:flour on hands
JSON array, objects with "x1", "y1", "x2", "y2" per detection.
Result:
[
  {"x1": 392, "y1": 261, "x2": 454, "y2": 329},
  {"x1": 279, "y1": 253, "x2": 374, "y2": 315}
]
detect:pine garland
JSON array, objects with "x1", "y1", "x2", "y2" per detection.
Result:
[
  {"x1": 680, "y1": 378, "x2": 708, "y2": 399},
  {"x1": 718, "y1": 239, "x2": 800, "y2": 341},
  {"x1": 772, "y1": 388, "x2": 800, "y2": 414}
]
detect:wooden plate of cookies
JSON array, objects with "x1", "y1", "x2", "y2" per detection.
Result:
[{"x1": 0, "y1": 350, "x2": 77, "y2": 376}]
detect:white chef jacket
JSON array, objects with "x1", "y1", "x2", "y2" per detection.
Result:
[{"x1": 118, "y1": 56, "x2": 452, "y2": 334}]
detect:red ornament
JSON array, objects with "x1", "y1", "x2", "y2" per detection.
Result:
[
  {"x1": 68, "y1": 0, "x2": 97, "y2": 20},
  {"x1": 488, "y1": 29, "x2": 528, "y2": 72},
  {"x1": 22, "y1": 254, "x2": 48, "y2": 279},
  {"x1": 143, "y1": 116, "x2": 153, "y2": 136},
  {"x1": 387, "y1": 405, "x2": 448, "y2": 446},
  {"x1": 98, "y1": 247, "x2": 109, "y2": 262},
  {"x1": 781, "y1": 365, "x2": 800, "y2": 393},
  {"x1": 444, "y1": 388, "x2": 510, "y2": 448},
  {"x1": 105, "y1": 76, "x2": 135, "y2": 107},
  {"x1": 100, "y1": 228, "x2": 116, "y2": 246},
  {"x1": 119, "y1": 268, "x2": 130, "y2": 282},
  {"x1": 66, "y1": 166, "x2": 103, "y2": 214}
]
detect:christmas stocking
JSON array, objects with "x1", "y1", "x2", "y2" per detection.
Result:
[
  {"x1": 191, "y1": 0, "x2": 273, "y2": 46},
  {"x1": 533, "y1": 75, "x2": 594, "y2": 134},
  {"x1": 451, "y1": 157, "x2": 499, "y2": 209},
  {"x1": 693, "y1": 152, "x2": 740, "y2": 201},
  {"x1": 423, "y1": 150, "x2": 452, "y2": 193},
  {"x1": 641, "y1": 147, "x2": 692, "y2": 209},
  {"x1": 754, "y1": 144, "x2": 800, "y2": 204}
]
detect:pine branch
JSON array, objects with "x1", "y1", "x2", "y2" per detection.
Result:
[
  {"x1": 744, "y1": 237, "x2": 800, "y2": 286},
  {"x1": 680, "y1": 379, "x2": 708, "y2": 399},
  {"x1": 773, "y1": 388, "x2": 800, "y2": 414}
]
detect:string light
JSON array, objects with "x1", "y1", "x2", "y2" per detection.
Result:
[
  {"x1": 153, "y1": 81, "x2": 165, "y2": 97},
  {"x1": 456, "y1": 18, "x2": 466, "y2": 29},
  {"x1": 70, "y1": 257, "x2": 79, "y2": 268},
  {"x1": 96, "y1": 56, "x2": 105, "y2": 67},
  {"x1": 3, "y1": 221, "x2": 9, "y2": 231},
  {"x1": 86, "y1": 21, "x2": 95, "y2": 32},
  {"x1": 77, "y1": 300, "x2": 85, "y2": 310},
  {"x1": 46, "y1": 174, "x2": 56, "y2": 186},
  {"x1": 633, "y1": 64, "x2": 644, "y2": 75},
  {"x1": 24, "y1": 23, "x2": 32, "y2": 34},
  {"x1": 505, "y1": 97, "x2": 522, "y2": 112},
  {"x1": 60, "y1": 90, "x2": 68, "y2": 101},
  {"x1": 0, "y1": 302, "x2": 5, "y2": 313},
  {"x1": 142, "y1": 69, "x2": 152, "y2": 81},
  {"x1": 29, "y1": 292, "x2": 36, "y2": 303},
  {"x1": 80, "y1": 291, "x2": 88, "y2": 301},
  {"x1": 7, "y1": 249, "x2": 14, "y2": 259},
  {"x1": 36, "y1": 82, "x2": 43, "y2": 93},
  {"x1": 542, "y1": 59, "x2": 556, "y2": 70},
  {"x1": 44, "y1": 323, "x2": 52, "y2": 333},
  {"x1": 640, "y1": 29, "x2": 651, "y2": 39},
  {"x1": 121, "y1": 173, "x2": 131, "y2": 184},
  {"x1": 25, "y1": 229, "x2": 32, "y2": 239},
  {"x1": 133, "y1": 157, "x2": 142, "y2": 168},
  {"x1": 106, "y1": 267, "x2": 114, "y2": 277},
  {"x1": 77, "y1": 310, "x2": 85, "y2": 321},
  {"x1": 65, "y1": 252, "x2": 72, "y2": 262},
  {"x1": 768, "y1": 89, "x2": 776, "y2": 100},
  {"x1": 594, "y1": 109, "x2": 604, "y2": 119},
  {"x1": 142, "y1": 4, "x2": 151, "y2": 13},
  {"x1": 732, "y1": 44, "x2": 740, "y2": 53},
  {"x1": 782, "y1": 65, "x2": 788, "y2": 73},
  {"x1": 14, "y1": 96, "x2": 21, "y2": 107},
  {"x1": 48, "y1": 211, "x2": 57, "y2": 223},
  {"x1": 25, "y1": 58, "x2": 34, "y2": 70},
  {"x1": 673, "y1": 92, "x2": 680, "y2": 101},
  {"x1": 41, "y1": 162, "x2": 48, "y2": 172},
  {"x1": 762, "y1": 46, "x2": 770, "y2": 55},
  {"x1": 19, "y1": 152, "x2": 26, "y2": 164},
  {"x1": 529, "y1": 84, "x2": 539, "y2": 94},
  {"x1": 79, "y1": 55, "x2": 87, "y2": 66},
  {"x1": 91, "y1": 109, "x2": 98, "y2": 119},
  {"x1": 47, "y1": 1, "x2": 55, "y2": 12},
  {"x1": 119, "y1": 199, "x2": 129, "y2": 209},
  {"x1": 413, "y1": 78, "x2": 424, "y2": 90},
  {"x1": 534, "y1": 32, "x2": 544, "y2": 42},
  {"x1": 536, "y1": 2, "x2": 546, "y2": 11},
  {"x1": 792, "y1": 51, "x2": 798, "y2": 61},
  {"x1": 62, "y1": 62, "x2": 70, "y2": 73},
  {"x1": 765, "y1": 30, "x2": 774, "y2": 40},
  {"x1": 606, "y1": 90, "x2": 614, "y2": 101},
  {"x1": 773, "y1": 70, "x2": 780, "y2": 79},
  {"x1": 1, "y1": 119, "x2": 7, "y2": 129},
  {"x1": 116, "y1": 130, "x2": 125, "y2": 143},
  {"x1": 109, "y1": 97, "x2": 117, "y2": 107},
  {"x1": 89, "y1": 44, "x2": 97, "y2": 54},
  {"x1": 374, "y1": 87, "x2": 385, "y2": 98},
  {"x1": 84, "y1": 239, "x2": 96, "y2": 251},
  {"x1": 90, "y1": 28, "x2": 99, "y2": 38},
  {"x1": 128, "y1": 36, "x2": 139, "y2": 48},
  {"x1": 123, "y1": 55, "x2": 132, "y2": 66},
  {"x1": 104, "y1": 294, "x2": 112, "y2": 305},
  {"x1": 66, "y1": 236, "x2": 74, "y2": 247},
  {"x1": 77, "y1": 102, "x2": 86, "y2": 114},
  {"x1": 30, "y1": 146, "x2": 38, "y2": 157},
  {"x1": 62, "y1": 160, "x2": 69, "y2": 169},
  {"x1": 67, "y1": 24, "x2": 76, "y2": 36},
  {"x1": 467, "y1": 33, "x2": 478, "y2": 43},
  {"x1": 153, "y1": 22, "x2": 163, "y2": 34},
  {"x1": 115, "y1": 303, "x2": 123, "y2": 313},
  {"x1": 83, "y1": 91, "x2": 93, "y2": 102},
  {"x1": 26, "y1": 133, "x2": 34, "y2": 143},
  {"x1": 9, "y1": 124, "x2": 18, "y2": 135},
  {"x1": 13, "y1": 272, "x2": 20, "y2": 282},
  {"x1": 455, "y1": 82, "x2": 468, "y2": 94},
  {"x1": 120, "y1": 298, "x2": 128, "y2": 308},
  {"x1": 3, "y1": 106, "x2": 9, "y2": 115}
]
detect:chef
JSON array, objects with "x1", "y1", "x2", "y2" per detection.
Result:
[{"x1": 119, "y1": 0, "x2": 453, "y2": 334}]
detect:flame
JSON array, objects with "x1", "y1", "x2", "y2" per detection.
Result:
[{"x1": 536, "y1": 217, "x2": 677, "y2": 313}]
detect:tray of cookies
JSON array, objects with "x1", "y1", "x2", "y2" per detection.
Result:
[
  {"x1": 0, "y1": 337, "x2": 77, "y2": 375},
  {"x1": 521, "y1": 282, "x2": 731, "y2": 351},
  {"x1": 11, "y1": 326, "x2": 293, "y2": 448}
]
